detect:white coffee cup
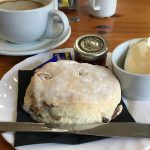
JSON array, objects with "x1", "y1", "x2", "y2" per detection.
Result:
[
  {"x1": 0, "y1": 0, "x2": 69, "y2": 44},
  {"x1": 88, "y1": 0, "x2": 117, "y2": 18}
]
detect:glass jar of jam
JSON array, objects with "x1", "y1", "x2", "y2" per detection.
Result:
[{"x1": 74, "y1": 34, "x2": 108, "y2": 66}]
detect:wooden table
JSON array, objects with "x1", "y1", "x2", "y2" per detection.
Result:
[{"x1": 0, "y1": 0, "x2": 150, "y2": 149}]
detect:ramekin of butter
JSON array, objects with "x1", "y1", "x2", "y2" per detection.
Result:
[{"x1": 112, "y1": 38, "x2": 150, "y2": 100}]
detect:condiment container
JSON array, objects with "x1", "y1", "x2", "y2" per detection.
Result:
[
  {"x1": 112, "y1": 38, "x2": 150, "y2": 100},
  {"x1": 74, "y1": 34, "x2": 108, "y2": 66},
  {"x1": 58, "y1": 0, "x2": 78, "y2": 11}
]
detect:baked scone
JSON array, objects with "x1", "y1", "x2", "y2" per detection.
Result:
[{"x1": 23, "y1": 60, "x2": 121, "y2": 125}]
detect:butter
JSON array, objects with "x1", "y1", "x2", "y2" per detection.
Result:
[{"x1": 124, "y1": 38, "x2": 150, "y2": 74}]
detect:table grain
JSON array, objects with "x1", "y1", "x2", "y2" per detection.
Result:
[{"x1": 1, "y1": 0, "x2": 150, "y2": 149}]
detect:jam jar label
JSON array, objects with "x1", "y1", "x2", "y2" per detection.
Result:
[{"x1": 78, "y1": 36, "x2": 104, "y2": 53}]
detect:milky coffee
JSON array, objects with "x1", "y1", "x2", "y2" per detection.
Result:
[{"x1": 0, "y1": 0, "x2": 44, "y2": 10}]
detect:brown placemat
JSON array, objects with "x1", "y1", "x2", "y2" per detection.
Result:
[{"x1": 14, "y1": 70, "x2": 135, "y2": 147}]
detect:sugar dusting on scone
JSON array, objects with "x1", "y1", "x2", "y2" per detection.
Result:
[{"x1": 23, "y1": 60, "x2": 122, "y2": 125}]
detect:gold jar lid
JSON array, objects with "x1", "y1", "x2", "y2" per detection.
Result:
[{"x1": 74, "y1": 34, "x2": 108, "y2": 61}]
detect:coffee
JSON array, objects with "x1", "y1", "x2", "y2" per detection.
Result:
[{"x1": 0, "y1": 0, "x2": 45, "y2": 10}]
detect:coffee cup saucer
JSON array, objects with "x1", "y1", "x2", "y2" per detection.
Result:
[{"x1": 0, "y1": 22, "x2": 71, "y2": 56}]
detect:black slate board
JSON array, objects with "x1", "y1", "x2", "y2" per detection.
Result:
[{"x1": 14, "y1": 70, "x2": 135, "y2": 147}]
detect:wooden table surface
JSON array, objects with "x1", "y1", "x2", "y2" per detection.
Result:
[{"x1": 0, "y1": 0, "x2": 150, "y2": 149}]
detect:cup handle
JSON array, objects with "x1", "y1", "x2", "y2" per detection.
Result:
[
  {"x1": 45, "y1": 10, "x2": 69, "y2": 39},
  {"x1": 90, "y1": 0, "x2": 101, "y2": 11}
]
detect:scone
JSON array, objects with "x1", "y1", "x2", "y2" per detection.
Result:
[{"x1": 23, "y1": 60, "x2": 122, "y2": 125}]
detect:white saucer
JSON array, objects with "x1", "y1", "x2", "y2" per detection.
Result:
[{"x1": 0, "y1": 23, "x2": 71, "y2": 56}]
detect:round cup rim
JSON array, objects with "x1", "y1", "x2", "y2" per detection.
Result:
[
  {"x1": 0, "y1": 0, "x2": 53, "y2": 13},
  {"x1": 111, "y1": 37, "x2": 150, "y2": 77}
]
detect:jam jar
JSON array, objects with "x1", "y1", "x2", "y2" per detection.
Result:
[{"x1": 74, "y1": 34, "x2": 108, "y2": 66}]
